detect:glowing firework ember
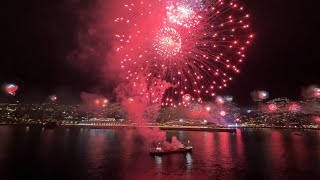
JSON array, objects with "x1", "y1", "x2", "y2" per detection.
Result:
[
  {"x1": 183, "y1": 94, "x2": 191, "y2": 101},
  {"x1": 258, "y1": 91, "x2": 269, "y2": 100},
  {"x1": 302, "y1": 85, "x2": 320, "y2": 99},
  {"x1": 95, "y1": 98, "x2": 109, "y2": 107},
  {"x1": 220, "y1": 110, "x2": 226, "y2": 116},
  {"x1": 115, "y1": 0, "x2": 253, "y2": 106},
  {"x1": 251, "y1": 90, "x2": 269, "y2": 101},
  {"x1": 314, "y1": 88, "x2": 320, "y2": 98},
  {"x1": 225, "y1": 96, "x2": 233, "y2": 102},
  {"x1": 268, "y1": 104, "x2": 278, "y2": 112},
  {"x1": 128, "y1": 97, "x2": 134, "y2": 102},
  {"x1": 49, "y1": 95, "x2": 58, "y2": 101},
  {"x1": 5, "y1": 84, "x2": 18, "y2": 96},
  {"x1": 216, "y1": 96, "x2": 224, "y2": 104}
]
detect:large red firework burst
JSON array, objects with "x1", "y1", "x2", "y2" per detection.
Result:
[{"x1": 115, "y1": 0, "x2": 254, "y2": 106}]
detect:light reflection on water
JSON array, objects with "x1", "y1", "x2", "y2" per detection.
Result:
[
  {"x1": 0, "y1": 126, "x2": 319, "y2": 180},
  {"x1": 155, "y1": 156, "x2": 162, "y2": 170},
  {"x1": 186, "y1": 153, "x2": 192, "y2": 171}
]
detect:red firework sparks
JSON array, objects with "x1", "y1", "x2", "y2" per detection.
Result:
[
  {"x1": 95, "y1": 98, "x2": 109, "y2": 107},
  {"x1": 166, "y1": 2, "x2": 203, "y2": 28},
  {"x1": 115, "y1": 0, "x2": 253, "y2": 106},
  {"x1": 5, "y1": 84, "x2": 19, "y2": 96},
  {"x1": 153, "y1": 27, "x2": 182, "y2": 57}
]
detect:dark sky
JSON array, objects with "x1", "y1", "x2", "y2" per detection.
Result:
[{"x1": 0, "y1": 0, "x2": 319, "y2": 105}]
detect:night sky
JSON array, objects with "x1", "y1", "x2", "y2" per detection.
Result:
[{"x1": 0, "y1": 0, "x2": 319, "y2": 105}]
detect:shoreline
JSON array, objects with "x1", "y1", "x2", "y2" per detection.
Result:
[
  {"x1": 61, "y1": 124, "x2": 238, "y2": 133},
  {"x1": 1, "y1": 123, "x2": 319, "y2": 131},
  {"x1": 0, "y1": 123, "x2": 236, "y2": 132}
]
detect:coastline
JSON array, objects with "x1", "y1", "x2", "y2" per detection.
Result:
[
  {"x1": 61, "y1": 124, "x2": 237, "y2": 133},
  {"x1": 1, "y1": 123, "x2": 319, "y2": 131}
]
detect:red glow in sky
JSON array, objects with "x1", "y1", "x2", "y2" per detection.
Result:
[
  {"x1": 314, "y1": 88, "x2": 320, "y2": 98},
  {"x1": 115, "y1": 0, "x2": 253, "y2": 106}
]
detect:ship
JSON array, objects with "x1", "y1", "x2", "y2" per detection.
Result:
[{"x1": 149, "y1": 145, "x2": 193, "y2": 156}]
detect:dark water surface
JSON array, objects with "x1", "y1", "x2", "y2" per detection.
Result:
[{"x1": 0, "y1": 126, "x2": 319, "y2": 180}]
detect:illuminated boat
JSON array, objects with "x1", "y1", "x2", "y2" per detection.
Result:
[{"x1": 149, "y1": 145, "x2": 193, "y2": 156}]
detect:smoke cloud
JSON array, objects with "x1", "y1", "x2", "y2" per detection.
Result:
[
  {"x1": 71, "y1": 0, "x2": 186, "y2": 148},
  {"x1": 301, "y1": 85, "x2": 320, "y2": 100}
]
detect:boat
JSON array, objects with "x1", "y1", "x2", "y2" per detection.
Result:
[{"x1": 149, "y1": 145, "x2": 193, "y2": 156}]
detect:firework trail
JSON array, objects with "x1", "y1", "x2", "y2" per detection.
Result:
[{"x1": 115, "y1": 0, "x2": 253, "y2": 106}]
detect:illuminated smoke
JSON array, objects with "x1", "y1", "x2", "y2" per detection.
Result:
[
  {"x1": 115, "y1": 74, "x2": 183, "y2": 148},
  {"x1": 251, "y1": 90, "x2": 269, "y2": 101},
  {"x1": 302, "y1": 85, "x2": 320, "y2": 99}
]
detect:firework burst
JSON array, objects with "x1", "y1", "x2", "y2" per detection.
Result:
[
  {"x1": 115, "y1": 0, "x2": 254, "y2": 106},
  {"x1": 153, "y1": 27, "x2": 182, "y2": 58},
  {"x1": 166, "y1": 1, "x2": 203, "y2": 28}
]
